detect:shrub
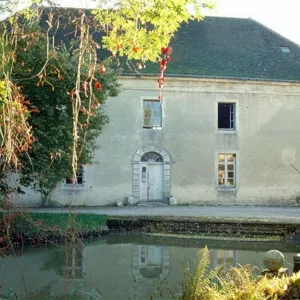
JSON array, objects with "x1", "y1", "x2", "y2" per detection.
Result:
[{"x1": 179, "y1": 248, "x2": 300, "y2": 300}]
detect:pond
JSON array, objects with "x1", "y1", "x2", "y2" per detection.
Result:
[{"x1": 1, "y1": 234, "x2": 299, "y2": 299}]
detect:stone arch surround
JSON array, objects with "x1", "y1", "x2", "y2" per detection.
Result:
[{"x1": 132, "y1": 144, "x2": 171, "y2": 201}]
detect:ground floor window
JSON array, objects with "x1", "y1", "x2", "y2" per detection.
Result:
[
  {"x1": 66, "y1": 166, "x2": 84, "y2": 185},
  {"x1": 64, "y1": 244, "x2": 85, "y2": 279},
  {"x1": 217, "y1": 153, "x2": 236, "y2": 187}
]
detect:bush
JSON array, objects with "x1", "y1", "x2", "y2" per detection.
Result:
[{"x1": 180, "y1": 247, "x2": 300, "y2": 300}]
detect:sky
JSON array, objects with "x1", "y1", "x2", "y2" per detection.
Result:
[
  {"x1": 1, "y1": 0, "x2": 300, "y2": 45},
  {"x1": 209, "y1": 0, "x2": 300, "y2": 45}
]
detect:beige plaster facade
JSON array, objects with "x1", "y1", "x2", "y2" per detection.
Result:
[{"x1": 19, "y1": 76, "x2": 300, "y2": 206}]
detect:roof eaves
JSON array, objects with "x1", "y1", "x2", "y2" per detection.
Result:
[{"x1": 121, "y1": 72, "x2": 300, "y2": 84}]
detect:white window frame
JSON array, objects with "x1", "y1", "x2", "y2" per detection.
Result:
[
  {"x1": 142, "y1": 98, "x2": 162, "y2": 129},
  {"x1": 216, "y1": 153, "x2": 237, "y2": 189}
]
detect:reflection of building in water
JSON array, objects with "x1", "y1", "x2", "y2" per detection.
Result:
[
  {"x1": 132, "y1": 245, "x2": 170, "y2": 282},
  {"x1": 211, "y1": 249, "x2": 237, "y2": 270},
  {"x1": 64, "y1": 243, "x2": 86, "y2": 279}
]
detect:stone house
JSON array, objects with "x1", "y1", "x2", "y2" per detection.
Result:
[{"x1": 25, "y1": 16, "x2": 300, "y2": 206}]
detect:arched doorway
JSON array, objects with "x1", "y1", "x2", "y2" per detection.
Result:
[
  {"x1": 131, "y1": 245, "x2": 170, "y2": 282},
  {"x1": 132, "y1": 145, "x2": 171, "y2": 202}
]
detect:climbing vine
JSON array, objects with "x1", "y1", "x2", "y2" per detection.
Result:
[{"x1": 158, "y1": 46, "x2": 172, "y2": 99}]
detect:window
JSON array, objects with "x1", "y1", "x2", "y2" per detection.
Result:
[
  {"x1": 280, "y1": 46, "x2": 290, "y2": 53},
  {"x1": 217, "y1": 250, "x2": 236, "y2": 270},
  {"x1": 141, "y1": 167, "x2": 146, "y2": 183},
  {"x1": 218, "y1": 103, "x2": 235, "y2": 130},
  {"x1": 64, "y1": 244, "x2": 85, "y2": 279},
  {"x1": 141, "y1": 152, "x2": 163, "y2": 162},
  {"x1": 66, "y1": 166, "x2": 84, "y2": 185},
  {"x1": 218, "y1": 154, "x2": 236, "y2": 187},
  {"x1": 143, "y1": 100, "x2": 162, "y2": 128}
]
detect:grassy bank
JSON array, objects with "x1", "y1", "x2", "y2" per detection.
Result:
[{"x1": 0, "y1": 212, "x2": 108, "y2": 248}]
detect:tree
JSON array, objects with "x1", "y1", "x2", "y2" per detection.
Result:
[
  {"x1": 0, "y1": 0, "x2": 213, "y2": 200},
  {"x1": 12, "y1": 27, "x2": 119, "y2": 197}
]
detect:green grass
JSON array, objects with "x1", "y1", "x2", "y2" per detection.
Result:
[
  {"x1": 9, "y1": 212, "x2": 107, "y2": 230},
  {"x1": 0, "y1": 212, "x2": 108, "y2": 246},
  {"x1": 30, "y1": 213, "x2": 107, "y2": 229}
]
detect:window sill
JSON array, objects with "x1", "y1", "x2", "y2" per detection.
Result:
[
  {"x1": 216, "y1": 129, "x2": 236, "y2": 134},
  {"x1": 62, "y1": 184, "x2": 85, "y2": 191},
  {"x1": 216, "y1": 186, "x2": 236, "y2": 192},
  {"x1": 143, "y1": 127, "x2": 162, "y2": 130}
]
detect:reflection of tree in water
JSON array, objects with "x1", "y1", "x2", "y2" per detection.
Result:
[
  {"x1": 40, "y1": 243, "x2": 86, "y2": 279},
  {"x1": 40, "y1": 248, "x2": 65, "y2": 276}
]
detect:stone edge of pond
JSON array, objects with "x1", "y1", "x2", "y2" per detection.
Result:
[
  {"x1": 107, "y1": 215, "x2": 300, "y2": 224},
  {"x1": 146, "y1": 232, "x2": 282, "y2": 242},
  {"x1": 106, "y1": 215, "x2": 300, "y2": 243}
]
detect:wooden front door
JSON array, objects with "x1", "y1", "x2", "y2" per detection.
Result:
[{"x1": 140, "y1": 164, "x2": 163, "y2": 201}]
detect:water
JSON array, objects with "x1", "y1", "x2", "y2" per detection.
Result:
[{"x1": 1, "y1": 234, "x2": 299, "y2": 299}]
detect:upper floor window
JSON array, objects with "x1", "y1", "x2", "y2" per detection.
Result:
[
  {"x1": 218, "y1": 153, "x2": 236, "y2": 187},
  {"x1": 143, "y1": 100, "x2": 162, "y2": 129},
  {"x1": 218, "y1": 103, "x2": 235, "y2": 130}
]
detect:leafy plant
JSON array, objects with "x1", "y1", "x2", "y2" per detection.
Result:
[
  {"x1": 179, "y1": 247, "x2": 300, "y2": 300},
  {"x1": 10, "y1": 26, "x2": 120, "y2": 196},
  {"x1": 180, "y1": 246, "x2": 219, "y2": 300}
]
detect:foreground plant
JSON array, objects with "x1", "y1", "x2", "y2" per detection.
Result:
[{"x1": 180, "y1": 247, "x2": 300, "y2": 300}]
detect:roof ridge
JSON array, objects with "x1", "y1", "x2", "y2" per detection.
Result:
[
  {"x1": 249, "y1": 18, "x2": 300, "y2": 49},
  {"x1": 203, "y1": 15, "x2": 249, "y2": 20}
]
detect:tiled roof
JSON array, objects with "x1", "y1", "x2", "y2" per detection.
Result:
[{"x1": 136, "y1": 16, "x2": 300, "y2": 81}]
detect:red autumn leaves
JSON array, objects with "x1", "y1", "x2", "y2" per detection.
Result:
[
  {"x1": 95, "y1": 64, "x2": 105, "y2": 90},
  {"x1": 68, "y1": 64, "x2": 106, "y2": 96},
  {"x1": 158, "y1": 46, "x2": 172, "y2": 90},
  {"x1": 95, "y1": 82, "x2": 102, "y2": 90},
  {"x1": 161, "y1": 47, "x2": 172, "y2": 55}
]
